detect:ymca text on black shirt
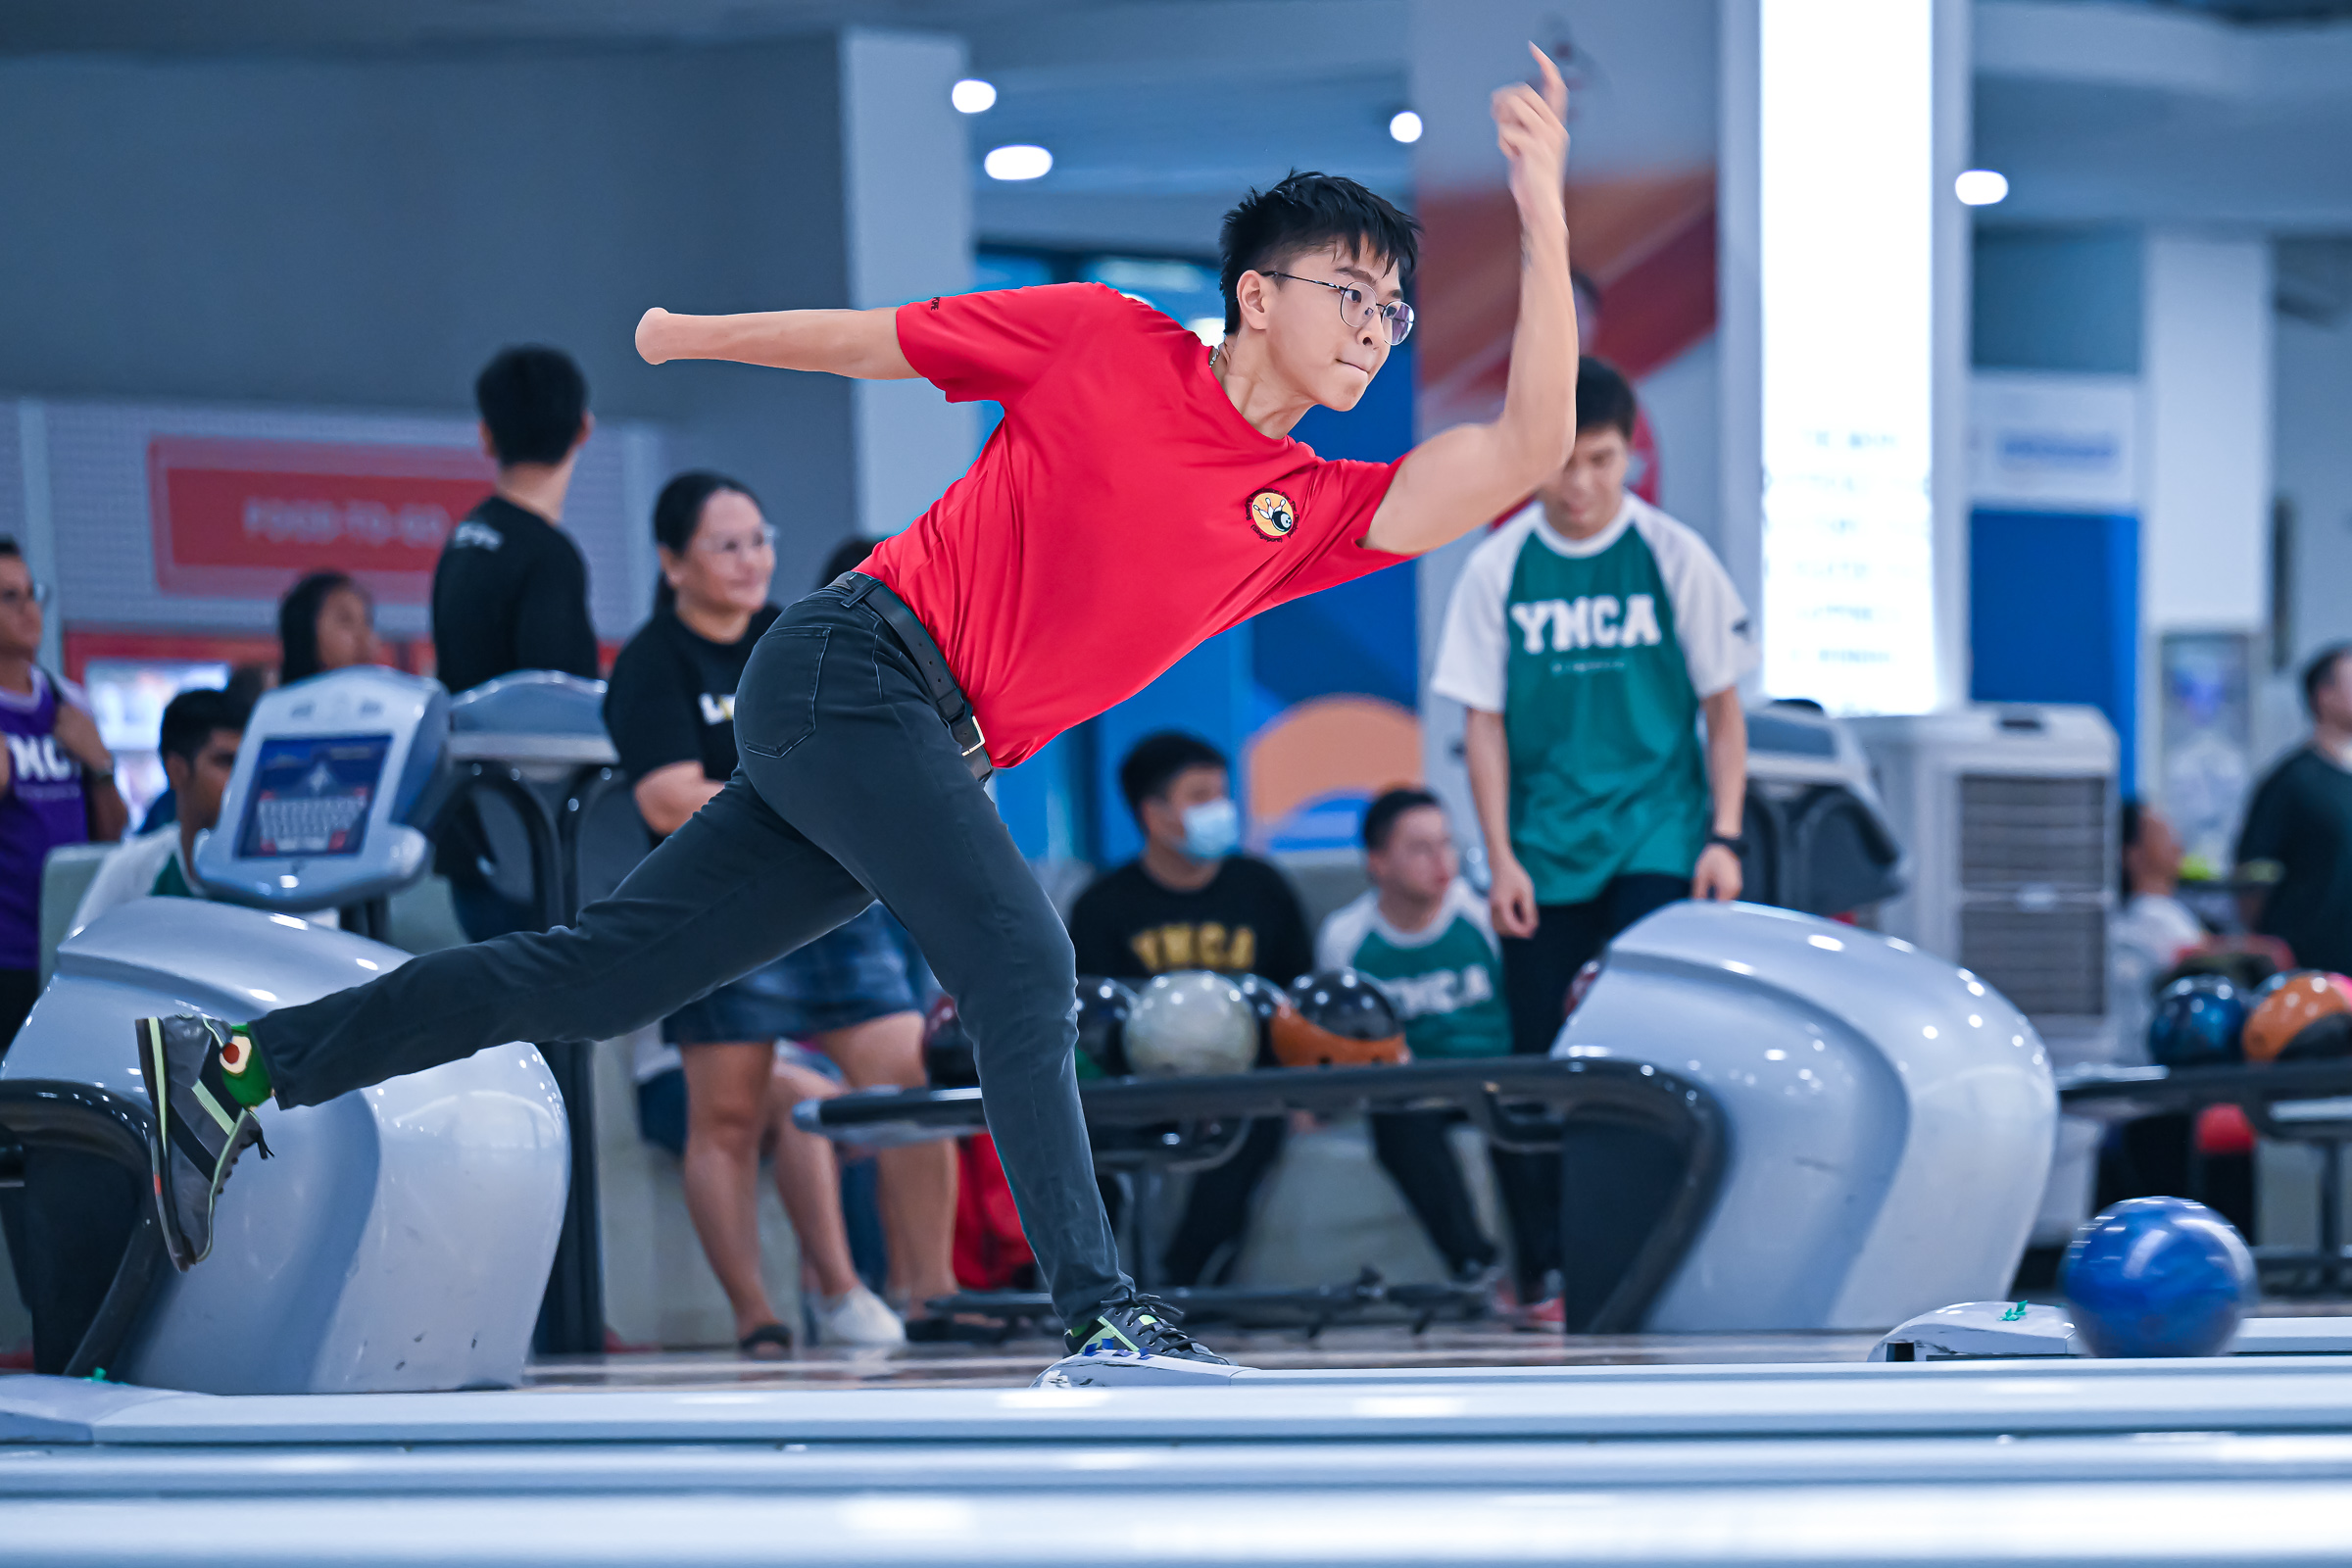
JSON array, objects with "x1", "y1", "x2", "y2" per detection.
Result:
[{"x1": 1067, "y1": 856, "x2": 1315, "y2": 988}]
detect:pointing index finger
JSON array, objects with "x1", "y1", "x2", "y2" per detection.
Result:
[{"x1": 1527, "y1": 41, "x2": 1568, "y2": 122}]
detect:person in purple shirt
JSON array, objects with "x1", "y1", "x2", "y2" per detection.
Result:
[{"x1": 0, "y1": 538, "x2": 126, "y2": 1049}]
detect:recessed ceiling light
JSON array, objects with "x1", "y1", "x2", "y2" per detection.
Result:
[
  {"x1": 1955, "y1": 169, "x2": 2009, "y2": 206},
  {"x1": 985, "y1": 144, "x2": 1053, "y2": 181},
  {"x1": 1389, "y1": 110, "x2": 1423, "y2": 144},
  {"x1": 952, "y1": 78, "x2": 997, "y2": 115}
]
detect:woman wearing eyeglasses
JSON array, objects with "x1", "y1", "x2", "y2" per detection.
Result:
[
  {"x1": 602, "y1": 473, "x2": 937, "y2": 1354},
  {"x1": 0, "y1": 539, "x2": 125, "y2": 1049}
]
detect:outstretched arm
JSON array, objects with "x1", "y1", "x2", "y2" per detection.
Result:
[
  {"x1": 1364, "y1": 45, "x2": 1576, "y2": 558},
  {"x1": 635, "y1": 306, "x2": 917, "y2": 380}
]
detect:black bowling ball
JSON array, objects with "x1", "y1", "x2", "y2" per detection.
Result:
[
  {"x1": 922, "y1": 994, "x2": 979, "y2": 1088},
  {"x1": 1074, "y1": 975, "x2": 1138, "y2": 1078},
  {"x1": 1287, "y1": 968, "x2": 1402, "y2": 1041}
]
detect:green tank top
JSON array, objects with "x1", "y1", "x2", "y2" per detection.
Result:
[{"x1": 1502, "y1": 523, "x2": 1708, "y2": 905}]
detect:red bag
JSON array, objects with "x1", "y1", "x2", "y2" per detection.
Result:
[{"x1": 952, "y1": 1132, "x2": 1035, "y2": 1291}]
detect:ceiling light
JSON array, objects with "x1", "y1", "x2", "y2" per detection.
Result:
[
  {"x1": 1389, "y1": 110, "x2": 1423, "y2": 144},
  {"x1": 1955, "y1": 169, "x2": 2009, "y2": 207},
  {"x1": 951, "y1": 78, "x2": 997, "y2": 115},
  {"x1": 984, "y1": 144, "x2": 1053, "y2": 181}
]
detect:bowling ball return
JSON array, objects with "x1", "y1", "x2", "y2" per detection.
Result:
[
  {"x1": 803, "y1": 1054, "x2": 1728, "y2": 1333},
  {"x1": 808, "y1": 902, "x2": 2062, "y2": 1336},
  {"x1": 2059, "y1": 1056, "x2": 2352, "y2": 1296}
]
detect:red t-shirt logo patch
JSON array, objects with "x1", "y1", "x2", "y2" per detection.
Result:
[{"x1": 1249, "y1": 490, "x2": 1297, "y2": 541}]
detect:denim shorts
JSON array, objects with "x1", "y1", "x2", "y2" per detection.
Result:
[{"x1": 661, "y1": 903, "x2": 924, "y2": 1046}]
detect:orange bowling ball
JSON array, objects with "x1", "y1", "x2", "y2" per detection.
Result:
[{"x1": 2242, "y1": 971, "x2": 2352, "y2": 1063}]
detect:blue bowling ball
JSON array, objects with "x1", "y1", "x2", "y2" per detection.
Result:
[
  {"x1": 2146, "y1": 974, "x2": 2247, "y2": 1067},
  {"x1": 2063, "y1": 1198, "x2": 2256, "y2": 1357}
]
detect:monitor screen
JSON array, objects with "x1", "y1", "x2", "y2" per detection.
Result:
[{"x1": 234, "y1": 733, "x2": 392, "y2": 859}]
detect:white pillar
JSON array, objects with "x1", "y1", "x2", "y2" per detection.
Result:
[
  {"x1": 841, "y1": 29, "x2": 974, "y2": 540},
  {"x1": 1723, "y1": 0, "x2": 1972, "y2": 714}
]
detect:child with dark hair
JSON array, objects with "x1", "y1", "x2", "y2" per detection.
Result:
[
  {"x1": 1315, "y1": 786, "x2": 1505, "y2": 1285},
  {"x1": 138, "y1": 53, "x2": 1577, "y2": 1380}
]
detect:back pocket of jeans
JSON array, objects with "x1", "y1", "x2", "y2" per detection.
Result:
[{"x1": 735, "y1": 626, "x2": 827, "y2": 760}]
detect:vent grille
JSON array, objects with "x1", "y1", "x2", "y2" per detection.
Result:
[
  {"x1": 1959, "y1": 774, "x2": 2108, "y2": 891},
  {"x1": 1960, "y1": 906, "x2": 2106, "y2": 1018}
]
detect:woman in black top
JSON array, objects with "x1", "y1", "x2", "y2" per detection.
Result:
[{"x1": 604, "y1": 473, "x2": 946, "y2": 1352}]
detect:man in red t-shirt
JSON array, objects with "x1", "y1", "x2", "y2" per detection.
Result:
[{"x1": 139, "y1": 51, "x2": 1576, "y2": 1382}]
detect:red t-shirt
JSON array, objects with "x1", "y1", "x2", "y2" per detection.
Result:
[{"x1": 863, "y1": 283, "x2": 1411, "y2": 768}]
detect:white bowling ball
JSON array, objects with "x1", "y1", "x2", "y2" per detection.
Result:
[{"x1": 1124, "y1": 970, "x2": 1257, "y2": 1078}]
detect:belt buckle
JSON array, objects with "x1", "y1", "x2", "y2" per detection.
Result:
[{"x1": 954, "y1": 711, "x2": 992, "y2": 782}]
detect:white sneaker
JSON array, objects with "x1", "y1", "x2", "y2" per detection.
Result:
[{"x1": 816, "y1": 1284, "x2": 906, "y2": 1347}]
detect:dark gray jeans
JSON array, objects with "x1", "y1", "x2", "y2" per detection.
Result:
[{"x1": 251, "y1": 584, "x2": 1130, "y2": 1327}]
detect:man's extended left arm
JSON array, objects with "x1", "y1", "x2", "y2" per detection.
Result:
[
  {"x1": 1692, "y1": 688, "x2": 1747, "y2": 903},
  {"x1": 1365, "y1": 45, "x2": 1577, "y2": 558}
]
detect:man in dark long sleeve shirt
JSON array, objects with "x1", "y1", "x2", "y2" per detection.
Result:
[{"x1": 434, "y1": 345, "x2": 600, "y2": 936}]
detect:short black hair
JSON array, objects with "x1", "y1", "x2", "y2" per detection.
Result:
[
  {"x1": 278, "y1": 570, "x2": 366, "y2": 684},
  {"x1": 649, "y1": 470, "x2": 760, "y2": 611},
  {"x1": 1118, "y1": 730, "x2": 1228, "y2": 821},
  {"x1": 475, "y1": 346, "x2": 589, "y2": 466},
  {"x1": 0, "y1": 538, "x2": 20, "y2": 561},
  {"x1": 158, "y1": 687, "x2": 251, "y2": 767},
  {"x1": 817, "y1": 536, "x2": 876, "y2": 591},
  {"x1": 1218, "y1": 172, "x2": 1421, "y2": 336},
  {"x1": 2119, "y1": 797, "x2": 2145, "y2": 898},
  {"x1": 2303, "y1": 644, "x2": 2352, "y2": 716},
  {"x1": 1577, "y1": 356, "x2": 1638, "y2": 442},
  {"x1": 1362, "y1": 787, "x2": 1443, "y2": 853}
]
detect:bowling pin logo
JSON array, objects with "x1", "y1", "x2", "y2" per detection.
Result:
[{"x1": 1248, "y1": 490, "x2": 1297, "y2": 541}]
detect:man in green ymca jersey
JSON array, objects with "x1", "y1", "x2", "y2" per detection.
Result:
[
  {"x1": 1429, "y1": 357, "x2": 1754, "y2": 1321},
  {"x1": 1315, "y1": 786, "x2": 1505, "y2": 1285}
]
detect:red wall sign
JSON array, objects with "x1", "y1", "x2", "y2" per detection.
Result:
[{"x1": 148, "y1": 436, "x2": 496, "y2": 604}]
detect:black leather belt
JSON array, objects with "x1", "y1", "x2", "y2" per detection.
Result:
[{"x1": 833, "y1": 571, "x2": 992, "y2": 783}]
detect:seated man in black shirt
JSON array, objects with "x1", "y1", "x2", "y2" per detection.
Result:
[
  {"x1": 2237, "y1": 642, "x2": 2352, "y2": 975},
  {"x1": 1068, "y1": 731, "x2": 1309, "y2": 1284},
  {"x1": 433, "y1": 345, "x2": 604, "y2": 938}
]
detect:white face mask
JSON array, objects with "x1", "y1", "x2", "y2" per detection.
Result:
[{"x1": 1179, "y1": 798, "x2": 1241, "y2": 860}]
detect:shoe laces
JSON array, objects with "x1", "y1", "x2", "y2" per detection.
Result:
[{"x1": 1106, "y1": 1295, "x2": 1204, "y2": 1356}]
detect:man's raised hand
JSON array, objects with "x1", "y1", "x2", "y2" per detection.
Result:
[{"x1": 1493, "y1": 43, "x2": 1570, "y2": 227}]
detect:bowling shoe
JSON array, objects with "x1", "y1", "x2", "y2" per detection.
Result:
[
  {"x1": 135, "y1": 1013, "x2": 271, "y2": 1270},
  {"x1": 1035, "y1": 1295, "x2": 1244, "y2": 1387}
]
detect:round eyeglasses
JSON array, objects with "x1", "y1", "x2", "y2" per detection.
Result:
[{"x1": 1264, "y1": 271, "x2": 1415, "y2": 346}]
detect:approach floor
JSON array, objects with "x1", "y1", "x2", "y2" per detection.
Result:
[{"x1": 526, "y1": 1322, "x2": 1886, "y2": 1391}]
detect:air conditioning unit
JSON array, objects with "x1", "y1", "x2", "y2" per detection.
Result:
[{"x1": 1848, "y1": 706, "x2": 2118, "y2": 1064}]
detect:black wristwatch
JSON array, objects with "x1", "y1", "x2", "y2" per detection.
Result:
[{"x1": 1705, "y1": 831, "x2": 1747, "y2": 857}]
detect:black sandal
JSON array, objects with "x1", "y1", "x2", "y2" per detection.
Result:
[{"x1": 737, "y1": 1323, "x2": 794, "y2": 1360}]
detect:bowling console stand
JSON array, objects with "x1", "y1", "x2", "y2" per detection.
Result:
[
  {"x1": 2060, "y1": 1056, "x2": 2352, "y2": 1295},
  {"x1": 801, "y1": 1055, "x2": 1727, "y2": 1334}
]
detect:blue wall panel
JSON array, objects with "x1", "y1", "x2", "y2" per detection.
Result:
[{"x1": 1969, "y1": 508, "x2": 2140, "y2": 785}]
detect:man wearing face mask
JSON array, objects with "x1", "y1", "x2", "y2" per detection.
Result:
[
  {"x1": 1070, "y1": 731, "x2": 1311, "y2": 987},
  {"x1": 1067, "y1": 731, "x2": 1317, "y2": 1285}
]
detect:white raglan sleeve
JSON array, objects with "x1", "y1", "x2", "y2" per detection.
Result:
[
  {"x1": 1316, "y1": 896, "x2": 1376, "y2": 974},
  {"x1": 1641, "y1": 512, "x2": 1758, "y2": 699},
  {"x1": 1427, "y1": 519, "x2": 1529, "y2": 714}
]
